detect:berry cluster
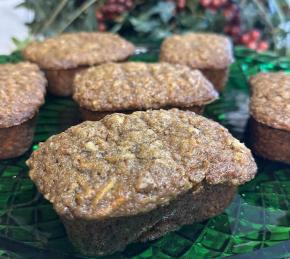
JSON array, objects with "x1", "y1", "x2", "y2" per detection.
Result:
[
  {"x1": 96, "y1": 0, "x2": 134, "y2": 31},
  {"x1": 176, "y1": 0, "x2": 186, "y2": 10},
  {"x1": 199, "y1": 0, "x2": 269, "y2": 51},
  {"x1": 200, "y1": 1, "x2": 241, "y2": 41},
  {"x1": 199, "y1": 0, "x2": 228, "y2": 9},
  {"x1": 239, "y1": 30, "x2": 269, "y2": 52}
]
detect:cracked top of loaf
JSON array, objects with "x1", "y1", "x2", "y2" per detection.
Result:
[
  {"x1": 27, "y1": 109, "x2": 257, "y2": 220},
  {"x1": 73, "y1": 62, "x2": 218, "y2": 112},
  {"x1": 160, "y1": 33, "x2": 234, "y2": 69},
  {"x1": 250, "y1": 72, "x2": 290, "y2": 131},
  {"x1": 0, "y1": 62, "x2": 46, "y2": 128},
  {"x1": 22, "y1": 32, "x2": 135, "y2": 70}
]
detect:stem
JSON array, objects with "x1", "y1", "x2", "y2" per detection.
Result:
[
  {"x1": 38, "y1": 0, "x2": 69, "y2": 35},
  {"x1": 57, "y1": 0, "x2": 98, "y2": 34},
  {"x1": 36, "y1": 0, "x2": 68, "y2": 34}
]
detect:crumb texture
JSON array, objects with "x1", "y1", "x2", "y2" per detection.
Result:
[
  {"x1": 160, "y1": 33, "x2": 234, "y2": 69},
  {"x1": 250, "y1": 72, "x2": 290, "y2": 131},
  {"x1": 22, "y1": 32, "x2": 135, "y2": 69},
  {"x1": 28, "y1": 109, "x2": 256, "y2": 220},
  {"x1": 73, "y1": 62, "x2": 218, "y2": 111},
  {"x1": 0, "y1": 62, "x2": 46, "y2": 128}
]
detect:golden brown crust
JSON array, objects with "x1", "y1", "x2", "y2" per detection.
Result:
[
  {"x1": 0, "y1": 62, "x2": 46, "y2": 128},
  {"x1": 160, "y1": 33, "x2": 234, "y2": 69},
  {"x1": 22, "y1": 32, "x2": 135, "y2": 70},
  {"x1": 73, "y1": 62, "x2": 218, "y2": 112},
  {"x1": 250, "y1": 72, "x2": 290, "y2": 131},
  {"x1": 27, "y1": 109, "x2": 256, "y2": 220}
]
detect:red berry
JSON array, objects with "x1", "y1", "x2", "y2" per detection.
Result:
[
  {"x1": 98, "y1": 23, "x2": 106, "y2": 31},
  {"x1": 223, "y1": 4, "x2": 237, "y2": 18},
  {"x1": 247, "y1": 41, "x2": 257, "y2": 50},
  {"x1": 116, "y1": 4, "x2": 125, "y2": 13},
  {"x1": 200, "y1": 0, "x2": 211, "y2": 7},
  {"x1": 223, "y1": 9, "x2": 233, "y2": 18},
  {"x1": 95, "y1": 11, "x2": 104, "y2": 21},
  {"x1": 108, "y1": 4, "x2": 119, "y2": 13},
  {"x1": 212, "y1": 0, "x2": 222, "y2": 8},
  {"x1": 257, "y1": 41, "x2": 269, "y2": 51},
  {"x1": 178, "y1": 0, "x2": 186, "y2": 9},
  {"x1": 240, "y1": 33, "x2": 250, "y2": 44},
  {"x1": 230, "y1": 25, "x2": 241, "y2": 36},
  {"x1": 125, "y1": 0, "x2": 133, "y2": 8},
  {"x1": 250, "y1": 30, "x2": 261, "y2": 40},
  {"x1": 96, "y1": 0, "x2": 132, "y2": 24}
]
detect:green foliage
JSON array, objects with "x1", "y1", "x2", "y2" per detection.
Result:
[
  {"x1": 119, "y1": 1, "x2": 227, "y2": 40},
  {"x1": 19, "y1": 0, "x2": 99, "y2": 36},
  {"x1": 11, "y1": 37, "x2": 32, "y2": 51},
  {"x1": 19, "y1": 0, "x2": 227, "y2": 39},
  {"x1": 128, "y1": 1, "x2": 176, "y2": 39},
  {"x1": 239, "y1": 0, "x2": 290, "y2": 55},
  {"x1": 20, "y1": 0, "x2": 290, "y2": 55}
]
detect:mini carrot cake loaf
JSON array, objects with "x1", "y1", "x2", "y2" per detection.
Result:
[
  {"x1": 159, "y1": 33, "x2": 234, "y2": 91},
  {"x1": 22, "y1": 32, "x2": 135, "y2": 96},
  {"x1": 0, "y1": 62, "x2": 46, "y2": 159},
  {"x1": 249, "y1": 72, "x2": 290, "y2": 164},
  {"x1": 27, "y1": 109, "x2": 257, "y2": 256},
  {"x1": 73, "y1": 62, "x2": 219, "y2": 120}
]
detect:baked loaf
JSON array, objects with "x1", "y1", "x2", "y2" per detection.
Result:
[
  {"x1": 249, "y1": 72, "x2": 290, "y2": 164},
  {"x1": 0, "y1": 62, "x2": 46, "y2": 159},
  {"x1": 27, "y1": 109, "x2": 257, "y2": 256},
  {"x1": 160, "y1": 33, "x2": 234, "y2": 91},
  {"x1": 22, "y1": 32, "x2": 135, "y2": 96},
  {"x1": 73, "y1": 62, "x2": 218, "y2": 120}
]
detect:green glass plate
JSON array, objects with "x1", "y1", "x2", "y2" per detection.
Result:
[{"x1": 0, "y1": 47, "x2": 290, "y2": 259}]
